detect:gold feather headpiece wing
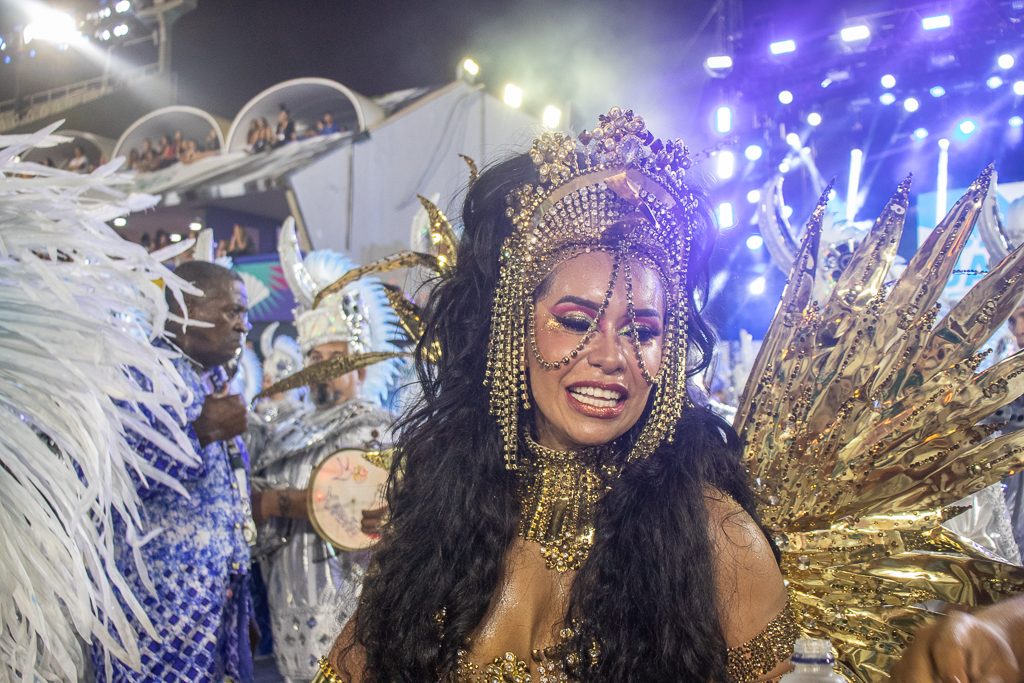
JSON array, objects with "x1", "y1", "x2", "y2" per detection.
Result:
[{"x1": 736, "y1": 165, "x2": 1024, "y2": 680}]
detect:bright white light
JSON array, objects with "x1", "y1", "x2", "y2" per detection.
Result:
[
  {"x1": 938, "y1": 137, "x2": 950, "y2": 150},
  {"x1": 840, "y1": 25, "x2": 871, "y2": 42},
  {"x1": 770, "y1": 39, "x2": 797, "y2": 55},
  {"x1": 807, "y1": 112, "x2": 822, "y2": 126},
  {"x1": 113, "y1": 23, "x2": 129, "y2": 37},
  {"x1": 715, "y1": 150, "x2": 736, "y2": 180},
  {"x1": 782, "y1": 205, "x2": 794, "y2": 219},
  {"x1": 542, "y1": 105, "x2": 561, "y2": 130},
  {"x1": 748, "y1": 276, "x2": 767, "y2": 296},
  {"x1": 100, "y1": 29, "x2": 111, "y2": 41},
  {"x1": 115, "y1": 0, "x2": 131, "y2": 13},
  {"x1": 189, "y1": 221, "x2": 203, "y2": 231},
  {"x1": 717, "y1": 202, "x2": 736, "y2": 228},
  {"x1": 746, "y1": 234, "x2": 764, "y2": 250},
  {"x1": 987, "y1": 76, "x2": 1004, "y2": 89},
  {"x1": 705, "y1": 55, "x2": 733, "y2": 70},
  {"x1": 903, "y1": 97, "x2": 920, "y2": 112},
  {"x1": 958, "y1": 119, "x2": 977, "y2": 135},
  {"x1": 113, "y1": 217, "x2": 127, "y2": 228},
  {"x1": 746, "y1": 189, "x2": 762, "y2": 204},
  {"x1": 715, "y1": 106, "x2": 733, "y2": 133},
  {"x1": 169, "y1": 233, "x2": 183, "y2": 243},
  {"x1": 998, "y1": 53, "x2": 1015, "y2": 70},
  {"x1": 785, "y1": 132, "x2": 801, "y2": 148},
  {"x1": 912, "y1": 127, "x2": 928, "y2": 140},
  {"x1": 778, "y1": 90, "x2": 794, "y2": 104},
  {"x1": 778, "y1": 160, "x2": 791, "y2": 174},
  {"x1": 744, "y1": 144, "x2": 763, "y2": 161},
  {"x1": 880, "y1": 74, "x2": 896, "y2": 89},
  {"x1": 922, "y1": 14, "x2": 952, "y2": 30},
  {"x1": 879, "y1": 92, "x2": 896, "y2": 105},
  {"x1": 502, "y1": 83, "x2": 523, "y2": 108},
  {"x1": 23, "y1": 9, "x2": 80, "y2": 45},
  {"x1": 846, "y1": 149, "x2": 863, "y2": 223},
  {"x1": 930, "y1": 85, "x2": 946, "y2": 98},
  {"x1": 1011, "y1": 115, "x2": 1024, "y2": 127},
  {"x1": 462, "y1": 58, "x2": 479, "y2": 76},
  {"x1": 1014, "y1": 80, "x2": 1024, "y2": 96}
]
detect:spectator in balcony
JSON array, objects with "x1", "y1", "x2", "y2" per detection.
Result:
[
  {"x1": 204, "y1": 129, "x2": 221, "y2": 152},
  {"x1": 154, "y1": 230, "x2": 171, "y2": 252},
  {"x1": 140, "y1": 233, "x2": 152, "y2": 251},
  {"x1": 226, "y1": 224, "x2": 254, "y2": 258},
  {"x1": 67, "y1": 145, "x2": 90, "y2": 173},
  {"x1": 156, "y1": 134, "x2": 177, "y2": 169},
  {"x1": 173, "y1": 130, "x2": 185, "y2": 157},
  {"x1": 274, "y1": 108, "x2": 295, "y2": 148},
  {"x1": 320, "y1": 112, "x2": 339, "y2": 135}
]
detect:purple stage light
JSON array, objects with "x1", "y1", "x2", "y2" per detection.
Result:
[
  {"x1": 715, "y1": 106, "x2": 733, "y2": 133},
  {"x1": 746, "y1": 234, "x2": 764, "y2": 250},
  {"x1": 746, "y1": 189, "x2": 761, "y2": 203},
  {"x1": 840, "y1": 25, "x2": 871, "y2": 42},
  {"x1": 1010, "y1": 116, "x2": 1023, "y2": 128},
  {"x1": 744, "y1": 144, "x2": 763, "y2": 161},
  {"x1": 912, "y1": 127, "x2": 928, "y2": 140},
  {"x1": 930, "y1": 85, "x2": 946, "y2": 98},
  {"x1": 807, "y1": 112, "x2": 822, "y2": 126},
  {"x1": 987, "y1": 76, "x2": 1004, "y2": 89},
  {"x1": 880, "y1": 74, "x2": 896, "y2": 89},
  {"x1": 922, "y1": 14, "x2": 952, "y2": 30},
  {"x1": 1014, "y1": 80, "x2": 1024, "y2": 96},
  {"x1": 706, "y1": 55, "x2": 733, "y2": 70},
  {"x1": 903, "y1": 97, "x2": 920, "y2": 112},
  {"x1": 778, "y1": 90, "x2": 794, "y2": 104},
  {"x1": 958, "y1": 119, "x2": 977, "y2": 135},
  {"x1": 770, "y1": 39, "x2": 797, "y2": 55},
  {"x1": 717, "y1": 202, "x2": 736, "y2": 228},
  {"x1": 998, "y1": 53, "x2": 1015, "y2": 70},
  {"x1": 879, "y1": 93, "x2": 896, "y2": 105},
  {"x1": 748, "y1": 276, "x2": 767, "y2": 296}
]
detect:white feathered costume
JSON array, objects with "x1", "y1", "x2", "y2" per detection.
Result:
[{"x1": 0, "y1": 124, "x2": 198, "y2": 682}]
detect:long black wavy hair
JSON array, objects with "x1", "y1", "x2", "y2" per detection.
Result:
[{"x1": 349, "y1": 154, "x2": 767, "y2": 682}]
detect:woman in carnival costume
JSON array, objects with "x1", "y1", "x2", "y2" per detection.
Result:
[{"x1": 312, "y1": 109, "x2": 1024, "y2": 682}]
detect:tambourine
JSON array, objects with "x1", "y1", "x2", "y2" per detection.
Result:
[{"x1": 307, "y1": 448, "x2": 389, "y2": 551}]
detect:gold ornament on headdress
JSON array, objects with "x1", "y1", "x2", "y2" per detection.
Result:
[
  {"x1": 736, "y1": 165, "x2": 1024, "y2": 680},
  {"x1": 486, "y1": 107, "x2": 698, "y2": 470}
]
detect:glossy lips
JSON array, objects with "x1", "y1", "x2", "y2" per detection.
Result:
[{"x1": 565, "y1": 381, "x2": 628, "y2": 418}]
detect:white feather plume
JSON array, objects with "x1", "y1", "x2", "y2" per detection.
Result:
[{"x1": 0, "y1": 125, "x2": 199, "y2": 682}]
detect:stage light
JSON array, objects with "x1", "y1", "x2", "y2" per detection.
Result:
[
  {"x1": 1014, "y1": 80, "x2": 1024, "y2": 96},
  {"x1": 115, "y1": 0, "x2": 131, "y2": 13},
  {"x1": 748, "y1": 276, "x2": 767, "y2": 296},
  {"x1": 113, "y1": 217, "x2": 127, "y2": 228},
  {"x1": 744, "y1": 144, "x2": 763, "y2": 161},
  {"x1": 879, "y1": 93, "x2": 896, "y2": 105},
  {"x1": 778, "y1": 90, "x2": 794, "y2": 104},
  {"x1": 717, "y1": 202, "x2": 736, "y2": 228},
  {"x1": 23, "y1": 8, "x2": 80, "y2": 45},
  {"x1": 189, "y1": 221, "x2": 203, "y2": 231},
  {"x1": 998, "y1": 53, "x2": 1015, "y2": 70},
  {"x1": 169, "y1": 233, "x2": 183, "y2": 243},
  {"x1": 930, "y1": 85, "x2": 946, "y2": 98},
  {"x1": 502, "y1": 83, "x2": 523, "y2": 108},
  {"x1": 958, "y1": 119, "x2": 977, "y2": 135},
  {"x1": 461, "y1": 58, "x2": 480, "y2": 76},
  {"x1": 715, "y1": 150, "x2": 736, "y2": 180},
  {"x1": 100, "y1": 29, "x2": 111, "y2": 41},
  {"x1": 840, "y1": 25, "x2": 871, "y2": 42},
  {"x1": 807, "y1": 112, "x2": 822, "y2": 126},
  {"x1": 746, "y1": 234, "x2": 764, "y2": 250},
  {"x1": 987, "y1": 76, "x2": 1004, "y2": 89},
  {"x1": 785, "y1": 132, "x2": 801, "y2": 148},
  {"x1": 912, "y1": 127, "x2": 929, "y2": 140},
  {"x1": 1011, "y1": 115, "x2": 1024, "y2": 128},
  {"x1": 113, "y1": 24, "x2": 129, "y2": 37},
  {"x1": 770, "y1": 39, "x2": 796, "y2": 55},
  {"x1": 705, "y1": 55, "x2": 733, "y2": 70},
  {"x1": 938, "y1": 137, "x2": 950, "y2": 150},
  {"x1": 880, "y1": 74, "x2": 896, "y2": 89},
  {"x1": 778, "y1": 160, "x2": 791, "y2": 174},
  {"x1": 922, "y1": 14, "x2": 952, "y2": 30},
  {"x1": 542, "y1": 105, "x2": 562, "y2": 130},
  {"x1": 782, "y1": 205, "x2": 794, "y2": 219},
  {"x1": 903, "y1": 97, "x2": 920, "y2": 112},
  {"x1": 847, "y1": 149, "x2": 863, "y2": 223},
  {"x1": 715, "y1": 106, "x2": 733, "y2": 133},
  {"x1": 747, "y1": 189, "x2": 761, "y2": 204},
  {"x1": 2, "y1": 56, "x2": 9, "y2": 65}
]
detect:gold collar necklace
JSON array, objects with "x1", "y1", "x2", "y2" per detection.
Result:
[{"x1": 518, "y1": 433, "x2": 621, "y2": 572}]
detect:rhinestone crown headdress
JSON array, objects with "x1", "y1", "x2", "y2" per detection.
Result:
[{"x1": 486, "y1": 107, "x2": 701, "y2": 468}]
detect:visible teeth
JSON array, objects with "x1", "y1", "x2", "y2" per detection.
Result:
[{"x1": 569, "y1": 386, "x2": 622, "y2": 408}]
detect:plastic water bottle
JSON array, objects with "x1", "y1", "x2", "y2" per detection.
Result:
[{"x1": 779, "y1": 638, "x2": 846, "y2": 682}]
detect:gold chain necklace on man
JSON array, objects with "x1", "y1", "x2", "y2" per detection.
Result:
[{"x1": 518, "y1": 433, "x2": 621, "y2": 572}]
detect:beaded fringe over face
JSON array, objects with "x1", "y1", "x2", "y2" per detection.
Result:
[{"x1": 485, "y1": 108, "x2": 700, "y2": 469}]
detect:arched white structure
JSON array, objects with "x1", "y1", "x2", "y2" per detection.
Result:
[
  {"x1": 113, "y1": 105, "x2": 225, "y2": 159},
  {"x1": 23, "y1": 130, "x2": 115, "y2": 169},
  {"x1": 225, "y1": 77, "x2": 384, "y2": 153}
]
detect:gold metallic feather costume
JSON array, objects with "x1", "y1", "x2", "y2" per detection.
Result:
[{"x1": 295, "y1": 111, "x2": 1024, "y2": 682}]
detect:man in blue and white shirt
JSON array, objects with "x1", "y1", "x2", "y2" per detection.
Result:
[{"x1": 93, "y1": 261, "x2": 255, "y2": 682}]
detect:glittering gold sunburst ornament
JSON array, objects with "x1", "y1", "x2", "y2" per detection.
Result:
[
  {"x1": 486, "y1": 108, "x2": 699, "y2": 470},
  {"x1": 736, "y1": 166, "x2": 1024, "y2": 681}
]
